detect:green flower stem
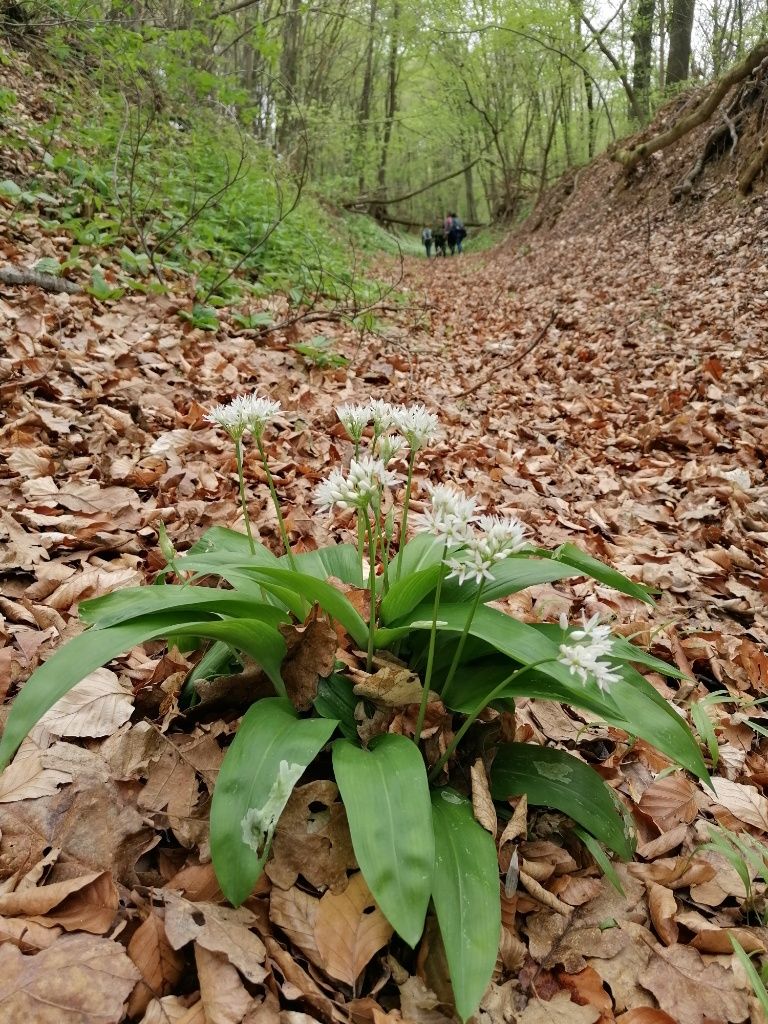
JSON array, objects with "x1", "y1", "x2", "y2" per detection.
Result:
[
  {"x1": 428, "y1": 659, "x2": 552, "y2": 781},
  {"x1": 256, "y1": 438, "x2": 297, "y2": 571},
  {"x1": 414, "y1": 541, "x2": 448, "y2": 741},
  {"x1": 364, "y1": 513, "x2": 380, "y2": 672},
  {"x1": 234, "y1": 439, "x2": 256, "y2": 555},
  {"x1": 357, "y1": 516, "x2": 366, "y2": 583},
  {"x1": 440, "y1": 579, "x2": 486, "y2": 696},
  {"x1": 394, "y1": 448, "x2": 418, "y2": 583}
]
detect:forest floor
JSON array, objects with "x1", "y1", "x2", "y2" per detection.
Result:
[{"x1": 2, "y1": 149, "x2": 768, "y2": 1023}]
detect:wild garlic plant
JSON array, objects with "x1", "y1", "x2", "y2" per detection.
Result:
[{"x1": 0, "y1": 393, "x2": 709, "y2": 1022}]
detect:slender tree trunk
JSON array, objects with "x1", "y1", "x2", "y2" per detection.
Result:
[
  {"x1": 357, "y1": 0, "x2": 379, "y2": 193},
  {"x1": 376, "y1": 0, "x2": 400, "y2": 197},
  {"x1": 659, "y1": 0, "x2": 667, "y2": 88},
  {"x1": 277, "y1": 0, "x2": 302, "y2": 151},
  {"x1": 632, "y1": 0, "x2": 656, "y2": 119},
  {"x1": 667, "y1": 0, "x2": 696, "y2": 86},
  {"x1": 462, "y1": 142, "x2": 478, "y2": 222}
]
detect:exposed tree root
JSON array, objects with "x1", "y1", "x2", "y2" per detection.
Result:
[{"x1": 614, "y1": 41, "x2": 768, "y2": 175}]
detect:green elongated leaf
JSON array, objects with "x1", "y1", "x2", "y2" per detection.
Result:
[
  {"x1": 380, "y1": 564, "x2": 444, "y2": 625},
  {"x1": 287, "y1": 544, "x2": 363, "y2": 587},
  {"x1": 730, "y1": 935, "x2": 768, "y2": 1020},
  {"x1": 176, "y1": 559, "x2": 305, "y2": 618},
  {"x1": 333, "y1": 735, "x2": 434, "y2": 946},
  {"x1": 431, "y1": 790, "x2": 500, "y2": 1022},
  {"x1": 210, "y1": 699, "x2": 337, "y2": 906},
  {"x1": 389, "y1": 534, "x2": 444, "y2": 580},
  {"x1": 572, "y1": 826, "x2": 625, "y2": 895},
  {"x1": 0, "y1": 615, "x2": 287, "y2": 770},
  {"x1": 441, "y1": 557, "x2": 578, "y2": 605},
  {"x1": 379, "y1": 602, "x2": 707, "y2": 781},
  {"x1": 80, "y1": 585, "x2": 289, "y2": 629},
  {"x1": 491, "y1": 744, "x2": 634, "y2": 859},
  {"x1": 189, "y1": 525, "x2": 268, "y2": 557},
  {"x1": 552, "y1": 543, "x2": 654, "y2": 606},
  {"x1": 245, "y1": 568, "x2": 368, "y2": 649}
]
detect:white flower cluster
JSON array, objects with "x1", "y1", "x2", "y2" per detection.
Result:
[
  {"x1": 412, "y1": 483, "x2": 478, "y2": 545},
  {"x1": 206, "y1": 394, "x2": 282, "y2": 441},
  {"x1": 444, "y1": 515, "x2": 529, "y2": 585},
  {"x1": 557, "y1": 612, "x2": 621, "y2": 692},
  {"x1": 336, "y1": 400, "x2": 439, "y2": 451},
  {"x1": 313, "y1": 455, "x2": 398, "y2": 513}
]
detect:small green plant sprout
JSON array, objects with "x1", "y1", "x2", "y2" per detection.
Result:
[
  {"x1": 0, "y1": 396, "x2": 709, "y2": 1022},
  {"x1": 690, "y1": 689, "x2": 768, "y2": 770},
  {"x1": 292, "y1": 334, "x2": 350, "y2": 369},
  {"x1": 701, "y1": 822, "x2": 768, "y2": 920},
  {"x1": 730, "y1": 934, "x2": 768, "y2": 1020}
]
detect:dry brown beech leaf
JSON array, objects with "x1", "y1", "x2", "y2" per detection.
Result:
[
  {"x1": 269, "y1": 884, "x2": 323, "y2": 966},
  {"x1": 470, "y1": 757, "x2": 497, "y2": 835},
  {"x1": 0, "y1": 750, "x2": 72, "y2": 803},
  {"x1": 0, "y1": 932, "x2": 140, "y2": 1022},
  {"x1": 164, "y1": 893, "x2": 267, "y2": 984},
  {"x1": 638, "y1": 774, "x2": 699, "y2": 832},
  {"x1": 710, "y1": 778, "x2": 768, "y2": 831},
  {"x1": 33, "y1": 667, "x2": 134, "y2": 739},
  {"x1": 281, "y1": 619, "x2": 338, "y2": 711},
  {"x1": 127, "y1": 911, "x2": 185, "y2": 1018},
  {"x1": 313, "y1": 871, "x2": 394, "y2": 987},
  {"x1": 647, "y1": 883, "x2": 678, "y2": 946},
  {"x1": 195, "y1": 944, "x2": 257, "y2": 1024}
]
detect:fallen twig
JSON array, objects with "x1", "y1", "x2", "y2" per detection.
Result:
[
  {"x1": 453, "y1": 309, "x2": 557, "y2": 399},
  {"x1": 0, "y1": 266, "x2": 81, "y2": 294}
]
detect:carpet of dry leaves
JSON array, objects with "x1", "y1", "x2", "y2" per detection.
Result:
[{"x1": 2, "y1": 86, "x2": 768, "y2": 1024}]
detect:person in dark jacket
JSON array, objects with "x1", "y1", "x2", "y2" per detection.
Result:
[
  {"x1": 421, "y1": 226, "x2": 433, "y2": 257},
  {"x1": 433, "y1": 224, "x2": 446, "y2": 257}
]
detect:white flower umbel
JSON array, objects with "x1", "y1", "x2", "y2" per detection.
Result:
[
  {"x1": 394, "y1": 403, "x2": 439, "y2": 451},
  {"x1": 412, "y1": 483, "x2": 477, "y2": 545},
  {"x1": 205, "y1": 394, "x2": 281, "y2": 441},
  {"x1": 241, "y1": 394, "x2": 282, "y2": 439},
  {"x1": 445, "y1": 515, "x2": 529, "y2": 585},
  {"x1": 313, "y1": 456, "x2": 397, "y2": 514},
  {"x1": 205, "y1": 397, "x2": 249, "y2": 440},
  {"x1": 336, "y1": 403, "x2": 371, "y2": 443},
  {"x1": 378, "y1": 433, "x2": 405, "y2": 465},
  {"x1": 369, "y1": 399, "x2": 400, "y2": 434},
  {"x1": 558, "y1": 614, "x2": 620, "y2": 692}
]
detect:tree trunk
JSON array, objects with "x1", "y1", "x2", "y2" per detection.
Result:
[
  {"x1": 356, "y1": 0, "x2": 379, "y2": 193},
  {"x1": 631, "y1": 0, "x2": 656, "y2": 119},
  {"x1": 376, "y1": 0, "x2": 400, "y2": 196},
  {"x1": 277, "y1": 0, "x2": 302, "y2": 152},
  {"x1": 667, "y1": 0, "x2": 696, "y2": 86}
]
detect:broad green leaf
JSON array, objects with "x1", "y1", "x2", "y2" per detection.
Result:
[
  {"x1": 246, "y1": 568, "x2": 368, "y2": 648},
  {"x1": 80, "y1": 585, "x2": 289, "y2": 629},
  {"x1": 175, "y1": 559, "x2": 305, "y2": 618},
  {"x1": 441, "y1": 557, "x2": 578, "y2": 604},
  {"x1": 210, "y1": 698, "x2": 337, "y2": 905},
  {"x1": 189, "y1": 526, "x2": 276, "y2": 558},
  {"x1": 552, "y1": 543, "x2": 654, "y2": 606},
  {"x1": 431, "y1": 790, "x2": 500, "y2": 1022},
  {"x1": 333, "y1": 735, "x2": 434, "y2": 946},
  {"x1": 491, "y1": 744, "x2": 634, "y2": 859},
  {"x1": 287, "y1": 544, "x2": 363, "y2": 587},
  {"x1": 0, "y1": 615, "x2": 287, "y2": 769},
  {"x1": 380, "y1": 564, "x2": 444, "y2": 625},
  {"x1": 389, "y1": 534, "x2": 444, "y2": 580}
]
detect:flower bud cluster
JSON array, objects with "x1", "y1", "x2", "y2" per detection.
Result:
[{"x1": 412, "y1": 483, "x2": 478, "y2": 545}]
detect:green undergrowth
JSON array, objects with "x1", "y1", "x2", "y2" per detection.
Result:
[{"x1": 1, "y1": 39, "x2": 412, "y2": 327}]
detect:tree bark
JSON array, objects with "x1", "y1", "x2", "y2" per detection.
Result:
[
  {"x1": 631, "y1": 0, "x2": 656, "y2": 119},
  {"x1": 276, "y1": 0, "x2": 302, "y2": 152},
  {"x1": 667, "y1": 0, "x2": 696, "y2": 86},
  {"x1": 376, "y1": 0, "x2": 400, "y2": 196},
  {"x1": 356, "y1": 0, "x2": 379, "y2": 193}
]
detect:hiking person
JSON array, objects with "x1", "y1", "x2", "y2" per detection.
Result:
[
  {"x1": 446, "y1": 213, "x2": 457, "y2": 256},
  {"x1": 421, "y1": 225, "x2": 433, "y2": 258},
  {"x1": 433, "y1": 223, "x2": 446, "y2": 257},
  {"x1": 452, "y1": 212, "x2": 466, "y2": 254}
]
